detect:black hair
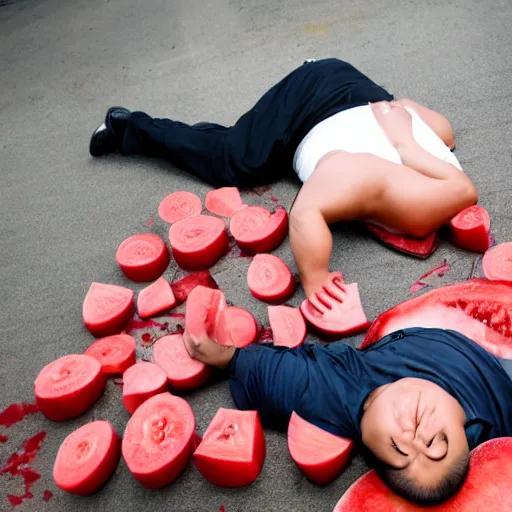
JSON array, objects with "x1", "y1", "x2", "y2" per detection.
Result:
[{"x1": 367, "y1": 450, "x2": 470, "y2": 506}]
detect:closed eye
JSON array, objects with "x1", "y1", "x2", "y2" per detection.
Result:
[{"x1": 391, "y1": 438, "x2": 409, "y2": 456}]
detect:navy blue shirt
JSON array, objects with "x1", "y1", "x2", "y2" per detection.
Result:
[{"x1": 228, "y1": 328, "x2": 512, "y2": 449}]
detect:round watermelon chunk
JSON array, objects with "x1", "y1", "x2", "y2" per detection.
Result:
[
  {"x1": 158, "y1": 191, "x2": 202, "y2": 224},
  {"x1": 169, "y1": 214, "x2": 228, "y2": 270},
  {"x1": 450, "y1": 205, "x2": 491, "y2": 253},
  {"x1": 122, "y1": 362, "x2": 168, "y2": 414},
  {"x1": 137, "y1": 277, "x2": 177, "y2": 318},
  {"x1": 268, "y1": 305, "x2": 306, "y2": 348},
  {"x1": 193, "y1": 408, "x2": 266, "y2": 487},
  {"x1": 152, "y1": 334, "x2": 212, "y2": 390},
  {"x1": 205, "y1": 187, "x2": 247, "y2": 217},
  {"x1": 84, "y1": 334, "x2": 136, "y2": 375},
  {"x1": 333, "y1": 437, "x2": 512, "y2": 511},
  {"x1": 53, "y1": 420, "x2": 120, "y2": 495},
  {"x1": 247, "y1": 254, "x2": 295, "y2": 303},
  {"x1": 214, "y1": 307, "x2": 258, "y2": 348},
  {"x1": 483, "y1": 242, "x2": 512, "y2": 282},
  {"x1": 230, "y1": 206, "x2": 288, "y2": 254},
  {"x1": 122, "y1": 392, "x2": 195, "y2": 488},
  {"x1": 82, "y1": 282, "x2": 134, "y2": 337},
  {"x1": 288, "y1": 412, "x2": 353, "y2": 485},
  {"x1": 34, "y1": 354, "x2": 106, "y2": 421},
  {"x1": 115, "y1": 233, "x2": 170, "y2": 282}
]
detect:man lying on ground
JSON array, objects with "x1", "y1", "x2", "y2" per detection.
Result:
[
  {"x1": 183, "y1": 320, "x2": 512, "y2": 506},
  {"x1": 89, "y1": 58, "x2": 477, "y2": 311}
]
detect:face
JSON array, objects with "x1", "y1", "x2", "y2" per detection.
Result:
[{"x1": 360, "y1": 378, "x2": 469, "y2": 488}]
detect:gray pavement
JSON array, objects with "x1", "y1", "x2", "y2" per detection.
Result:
[{"x1": 1, "y1": 0, "x2": 511, "y2": 510}]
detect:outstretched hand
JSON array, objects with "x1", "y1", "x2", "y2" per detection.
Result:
[
  {"x1": 304, "y1": 271, "x2": 347, "y2": 314},
  {"x1": 370, "y1": 101, "x2": 415, "y2": 150}
]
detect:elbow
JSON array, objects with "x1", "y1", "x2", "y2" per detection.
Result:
[{"x1": 461, "y1": 178, "x2": 478, "y2": 208}]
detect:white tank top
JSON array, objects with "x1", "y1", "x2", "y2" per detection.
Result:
[{"x1": 293, "y1": 105, "x2": 462, "y2": 182}]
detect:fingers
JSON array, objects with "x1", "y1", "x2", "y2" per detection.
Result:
[
  {"x1": 309, "y1": 291, "x2": 330, "y2": 314},
  {"x1": 324, "y1": 280, "x2": 346, "y2": 302}
]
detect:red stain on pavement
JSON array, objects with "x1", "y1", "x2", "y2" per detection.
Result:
[
  {"x1": 0, "y1": 434, "x2": 8, "y2": 444},
  {"x1": 257, "y1": 328, "x2": 274, "y2": 344},
  {"x1": 409, "y1": 260, "x2": 452, "y2": 294},
  {"x1": 0, "y1": 403, "x2": 39, "y2": 428},
  {"x1": 147, "y1": 217, "x2": 153, "y2": 227},
  {"x1": 219, "y1": 506, "x2": 226, "y2": 512},
  {"x1": 113, "y1": 377, "x2": 124, "y2": 387},
  {"x1": 42, "y1": 490, "x2": 53, "y2": 502},
  {"x1": 1, "y1": 431, "x2": 46, "y2": 507}
]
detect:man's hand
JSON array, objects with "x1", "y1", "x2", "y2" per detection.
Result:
[
  {"x1": 303, "y1": 271, "x2": 346, "y2": 313},
  {"x1": 370, "y1": 101, "x2": 415, "y2": 150},
  {"x1": 183, "y1": 328, "x2": 236, "y2": 369}
]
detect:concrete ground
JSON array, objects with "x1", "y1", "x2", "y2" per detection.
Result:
[{"x1": 1, "y1": 0, "x2": 511, "y2": 510}]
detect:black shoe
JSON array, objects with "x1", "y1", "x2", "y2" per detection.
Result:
[{"x1": 89, "y1": 106, "x2": 131, "y2": 157}]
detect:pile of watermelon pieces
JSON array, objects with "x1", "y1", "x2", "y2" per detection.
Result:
[{"x1": 31, "y1": 185, "x2": 512, "y2": 508}]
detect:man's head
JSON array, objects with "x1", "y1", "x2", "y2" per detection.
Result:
[{"x1": 360, "y1": 378, "x2": 470, "y2": 505}]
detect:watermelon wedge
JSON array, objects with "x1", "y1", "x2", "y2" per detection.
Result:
[
  {"x1": 83, "y1": 282, "x2": 134, "y2": 337},
  {"x1": 169, "y1": 214, "x2": 229, "y2": 270},
  {"x1": 268, "y1": 306, "x2": 306, "y2": 348},
  {"x1": 300, "y1": 283, "x2": 369, "y2": 337},
  {"x1": 84, "y1": 334, "x2": 136, "y2": 375},
  {"x1": 450, "y1": 205, "x2": 491, "y2": 253},
  {"x1": 333, "y1": 437, "x2": 512, "y2": 511},
  {"x1": 247, "y1": 254, "x2": 295, "y2": 303},
  {"x1": 288, "y1": 412, "x2": 353, "y2": 485},
  {"x1": 34, "y1": 354, "x2": 106, "y2": 421},
  {"x1": 122, "y1": 362, "x2": 168, "y2": 414},
  {"x1": 193, "y1": 408, "x2": 266, "y2": 487},
  {"x1": 137, "y1": 277, "x2": 177, "y2": 318},
  {"x1": 360, "y1": 279, "x2": 512, "y2": 358},
  {"x1": 185, "y1": 285, "x2": 226, "y2": 341},
  {"x1": 152, "y1": 334, "x2": 212, "y2": 390},
  {"x1": 214, "y1": 307, "x2": 258, "y2": 348},
  {"x1": 158, "y1": 191, "x2": 202, "y2": 224},
  {"x1": 53, "y1": 421, "x2": 120, "y2": 495},
  {"x1": 483, "y1": 242, "x2": 512, "y2": 282},
  {"x1": 205, "y1": 187, "x2": 247, "y2": 217},
  {"x1": 170, "y1": 270, "x2": 219, "y2": 303},
  {"x1": 115, "y1": 233, "x2": 170, "y2": 282},
  {"x1": 230, "y1": 206, "x2": 288, "y2": 254},
  {"x1": 122, "y1": 392, "x2": 195, "y2": 488},
  {"x1": 363, "y1": 223, "x2": 438, "y2": 258}
]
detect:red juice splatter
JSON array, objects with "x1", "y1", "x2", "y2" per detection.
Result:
[
  {"x1": 141, "y1": 333, "x2": 153, "y2": 346},
  {"x1": 219, "y1": 506, "x2": 225, "y2": 512},
  {"x1": 113, "y1": 377, "x2": 124, "y2": 387},
  {"x1": 1, "y1": 431, "x2": 46, "y2": 507},
  {"x1": 257, "y1": 328, "x2": 274, "y2": 344},
  {"x1": 0, "y1": 403, "x2": 39, "y2": 428},
  {"x1": 0, "y1": 434, "x2": 8, "y2": 443},
  {"x1": 124, "y1": 315, "x2": 169, "y2": 333},
  {"x1": 147, "y1": 217, "x2": 153, "y2": 227},
  {"x1": 271, "y1": 195, "x2": 283, "y2": 209},
  {"x1": 42, "y1": 490, "x2": 53, "y2": 502},
  {"x1": 170, "y1": 270, "x2": 219, "y2": 303},
  {"x1": 409, "y1": 260, "x2": 452, "y2": 294}
]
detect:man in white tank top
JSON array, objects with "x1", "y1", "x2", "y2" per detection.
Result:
[{"x1": 90, "y1": 59, "x2": 477, "y2": 313}]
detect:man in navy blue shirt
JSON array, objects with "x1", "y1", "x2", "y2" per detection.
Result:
[{"x1": 184, "y1": 323, "x2": 512, "y2": 506}]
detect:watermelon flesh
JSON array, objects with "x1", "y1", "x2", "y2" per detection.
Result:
[
  {"x1": 53, "y1": 420, "x2": 120, "y2": 495},
  {"x1": 34, "y1": 354, "x2": 106, "y2": 421},
  {"x1": 158, "y1": 191, "x2": 202, "y2": 224},
  {"x1": 300, "y1": 283, "x2": 370, "y2": 338},
  {"x1": 84, "y1": 334, "x2": 136, "y2": 375},
  {"x1": 152, "y1": 334, "x2": 212, "y2": 390},
  {"x1": 115, "y1": 233, "x2": 170, "y2": 282},
  {"x1": 122, "y1": 362, "x2": 168, "y2": 414},
  {"x1": 82, "y1": 282, "x2": 134, "y2": 337},
  {"x1": 213, "y1": 307, "x2": 258, "y2": 348},
  {"x1": 247, "y1": 253, "x2": 295, "y2": 303},
  {"x1": 268, "y1": 306, "x2": 306, "y2": 348},
  {"x1": 230, "y1": 206, "x2": 288, "y2": 254},
  {"x1": 333, "y1": 437, "x2": 512, "y2": 511},
  {"x1": 363, "y1": 222, "x2": 438, "y2": 258},
  {"x1": 205, "y1": 187, "x2": 247, "y2": 217},
  {"x1": 170, "y1": 270, "x2": 219, "y2": 303},
  {"x1": 169, "y1": 214, "x2": 229, "y2": 270},
  {"x1": 137, "y1": 277, "x2": 177, "y2": 318},
  {"x1": 185, "y1": 285, "x2": 227, "y2": 342},
  {"x1": 122, "y1": 392, "x2": 196, "y2": 488},
  {"x1": 450, "y1": 205, "x2": 491, "y2": 253},
  {"x1": 288, "y1": 412, "x2": 353, "y2": 484},
  {"x1": 482, "y1": 242, "x2": 512, "y2": 282},
  {"x1": 360, "y1": 279, "x2": 512, "y2": 359},
  {"x1": 193, "y1": 408, "x2": 266, "y2": 487}
]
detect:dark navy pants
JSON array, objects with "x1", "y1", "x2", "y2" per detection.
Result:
[{"x1": 120, "y1": 58, "x2": 393, "y2": 188}]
